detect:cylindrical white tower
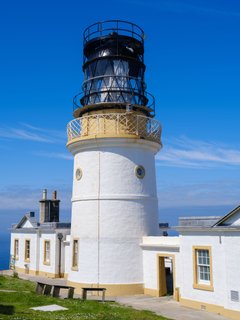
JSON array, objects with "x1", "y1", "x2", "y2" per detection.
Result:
[{"x1": 67, "y1": 20, "x2": 162, "y2": 295}]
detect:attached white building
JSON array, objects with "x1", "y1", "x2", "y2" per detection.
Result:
[
  {"x1": 177, "y1": 209, "x2": 240, "y2": 319},
  {"x1": 10, "y1": 190, "x2": 70, "y2": 278},
  {"x1": 137, "y1": 209, "x2": 240, "y2": 320}
]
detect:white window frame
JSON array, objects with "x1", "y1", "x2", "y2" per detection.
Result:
[{"x1": 196, "y1": 249, "x2": 210, "y2": 285}]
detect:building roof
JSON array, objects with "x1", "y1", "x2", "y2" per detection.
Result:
[
  {"x1": 13, "y1": 212, "x2": 38, "y2": 229},
  {"x1": 179, "y1": 216, "x2": 221, "y2": 227},
  {"x1": 11, "y1": 212, "x2": 71, "y2": 232},
  {"x1": 176, "y1": 205, "x2": 240, "y2": 232},
  {"x1": 212, "y1": 206, "x2": 240, "y2": 227}
]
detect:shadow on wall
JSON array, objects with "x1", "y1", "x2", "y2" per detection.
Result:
[{"x1": 0, "y1": 305, "x2": 15, "y2": 315}]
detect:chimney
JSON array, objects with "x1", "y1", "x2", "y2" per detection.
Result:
[
  {"x1": 39, "y1": 189, "x2": 60, "y2": 223},
  {"x1": 39, "y1": 189, "x2": 50, "y2": 223},
  {"x1": 50, "y1": 190, "x2": 60, "y2": 222}
]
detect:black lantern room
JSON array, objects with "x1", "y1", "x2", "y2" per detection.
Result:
[{"x1": 73, "y1": 20, "x2": 155, "y2": 118}]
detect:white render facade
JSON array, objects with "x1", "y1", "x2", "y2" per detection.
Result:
[
  {"x1": 10, "y1": 198, "x2": 71, "y2": 278},
  {"x1": 139, "y1": 210, "x2": 240, "y2": 320},
  {"x1": 67, "y1": 137, "x2": 160, "y2": 294},
  {"x1": 176, "y1": 211, "x2": 240, "y2": 319}
]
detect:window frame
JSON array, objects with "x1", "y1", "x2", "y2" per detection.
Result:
[
  {"x1": 14, "y1": 239, "x2": 19, "y2": 260},
  {"x1": 43, "y1": 240, "x2": 51, "y2": 265},
  {"x1": 193, "y1": 246, "x2": 213, "y2": 291},
  {"x1": 24, "y1": 239, "x2": 31, "y2": 262},
  {"x1": 72, "y1": 238, "x2": 79, "y2": 271}
]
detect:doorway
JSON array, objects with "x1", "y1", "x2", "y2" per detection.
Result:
[{"x1": 157, "y1": 255, "x2": 175, "y2": 297}]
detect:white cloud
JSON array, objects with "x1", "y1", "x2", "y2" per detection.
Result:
[
  {"x1": 34, "y1": 152, "x2": 72, "y2": 160},
  {"x1": 157, "y1": 136, "x2": 240, "y2": 168},
  {"x1": 21, "y1": 123, "x2": 66, "y2": 139},
  {"x1": 158, "y1": 180, "x2": 240, "y2": 208},
  {"x1": 0, "y1": 186, "x2": 71, "y2": 211},
  {"x1": 0, "y1": 123, "x2": 65, "y2": 144}
]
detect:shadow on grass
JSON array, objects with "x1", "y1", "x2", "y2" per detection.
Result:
[{"x1": 0, "y1": 304, "x2": 15, "y2": 315}]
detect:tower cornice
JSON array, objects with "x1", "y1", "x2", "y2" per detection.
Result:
[{"x1": 67, "y1": 136, "x2": 161, "y2": 155}]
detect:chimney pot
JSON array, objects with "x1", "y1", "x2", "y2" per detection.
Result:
[
  {"x1": 42, "y1": 189, "x2": 47, "y2": 200},
  {"x1": 52, "y1": 190, "x2": 57, "y2": 200}
]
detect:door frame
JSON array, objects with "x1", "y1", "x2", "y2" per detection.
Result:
[{"x1": 157, "y1": 253, "x2": 178, "y2": 300}]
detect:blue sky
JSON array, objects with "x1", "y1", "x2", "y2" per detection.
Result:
[{"x1": 0, "y1": 0, "x2": 240, "y2": 234}]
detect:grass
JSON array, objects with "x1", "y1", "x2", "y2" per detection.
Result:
[{"x1": 0, "y1": 275, "x2": 170, "y2": 320}]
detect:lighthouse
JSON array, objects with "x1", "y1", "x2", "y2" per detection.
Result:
[{"x1": 67, "y1": 20, "x2": 162, "y2": 295}]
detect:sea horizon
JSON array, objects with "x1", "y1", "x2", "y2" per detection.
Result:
[{"x1": 1, "y1": 233, "x2": 10, "y2": 270}]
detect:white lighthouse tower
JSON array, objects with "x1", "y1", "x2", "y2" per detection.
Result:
[{"x1": 67, "y1": 20, "x2": 162, "y2": 295}]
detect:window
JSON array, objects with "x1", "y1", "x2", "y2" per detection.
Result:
[
  {"x1": 75, "y1": 168, "x2": 83, "y2": 181},
  {"x1": 14, "y1": 239, "x2": 19, "y2": 260},
  {"x1": 197, "y1": 250, "x2": 210, "y2": 283},
  {"x1": 44, "y1": 241, "x2": 50, "y2": 265},
  {"x1": 25, "y1": 240, "x2": 30, "y2": 261},
  {"x1": 72, "y1": 239, "x2": 79, "y2": 270},
  {"x1": 193, "y1": 246, "x2": 213, "y2": 291},
  {"x1": 135, "y1": 165, "x2": 145, "y2": 179}
]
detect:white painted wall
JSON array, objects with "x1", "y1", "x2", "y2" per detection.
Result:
[
  {"x1": 21, "y1": 220, "x2": 34, "y2": 228},
  {"x1": 221, "y1": 232, "x2": 240, "y2": 311},
  {"x1": 64, "y1": 235, "x2": 71, "y2": 276},
  {"x1": 11, "y1": 232, "x2": 38, "y2": 272},
  {"x1": 67, "y1": 138, "x2": 160, "y2": 285},
  {"x1": 179, "y1": 231, "x2": 240, "y2": 312},
  {"x1": 142, "y1": 236, "x2": 180, "y2": 291},
  {"x1": 38, "y1": 233, "x2": 57, "y2": 275},
  {"x1": 11, "y1": 228, "x2": 70, "y2": 277},
  {"x1": 37, "y1": 229, "x2": 70, "y2": 276}
]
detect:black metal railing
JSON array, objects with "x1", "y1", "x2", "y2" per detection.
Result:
[
  {"x1": 83, "y1": 20, "x2": 145, "y2": 44},
  {"x1": 73, "y1": 89, "x2": 155, "y2": 116}
]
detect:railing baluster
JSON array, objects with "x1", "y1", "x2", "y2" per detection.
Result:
[
  {"x1": 117, "y1": 114, "x2": 119, "y2": 134},
  {"x1": 136, "y1": 115, "x2": 139, "y2": 135},
  {"x1": 97, "y1": 114, "x2": 99, "y2": 134}
]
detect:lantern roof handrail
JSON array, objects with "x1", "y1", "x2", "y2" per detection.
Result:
[{"x1": 83, "y1": 20, "x2": 145, "y2": 44}]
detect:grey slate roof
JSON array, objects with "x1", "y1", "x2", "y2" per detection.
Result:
[
  {"x1": 12, "y1": 212, "x2": 71, "y2": 231},
  {"x1": 14, "y1": 212, "x2": 39, "y2": 229},
  {"x1": 179, "y1": 216, "x2": 222, "y2": 227},
  {"x1": 177, "y1": 205, "x2": 240, "y2": 231}
]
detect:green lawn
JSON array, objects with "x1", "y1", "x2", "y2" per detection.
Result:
[{"x1": 0, "y1": 275, "x2": 170, "y2": 320}]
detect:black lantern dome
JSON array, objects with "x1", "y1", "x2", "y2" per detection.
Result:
[{"x1": 73, "y1": 20, "x2": 155, "y2": 118}]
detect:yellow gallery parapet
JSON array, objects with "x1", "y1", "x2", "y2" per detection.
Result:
[{"x1": 67, "y1": 112, "x2": 162, "y2": 145}]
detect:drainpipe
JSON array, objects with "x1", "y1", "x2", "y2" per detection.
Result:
[{"x1": 57, "y1": 233, "x2": 63, "y2": 278}]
